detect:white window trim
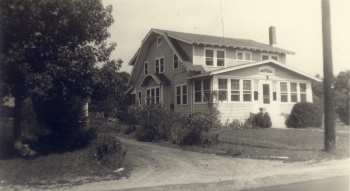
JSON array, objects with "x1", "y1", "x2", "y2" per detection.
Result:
[
  {"x1": 175, "y1": 84, "x2": 188, "y2": 105},
  {"x1": 144, "y1": 62, "x2": 149, "y2": 75},
  {"x1": 261, "y1": 53, "x2": 279, "y2": 61},
  {"x1": 173, "y1": 53, "x2": 179, "y2": 70},
  {"x1": 279, "y1": 81, "x2": 308, "y2": 104},
  {"x1": 231, "y1": 79, "x2": 241, "y2": 102},
  {"x1": 236, "y1": 50, "x2": 252, "y2": 61},
  {"x1": 146, "y1": 86, "x2": 161, "y2": 104},
  {"x1": 214, "y1": 77, "x2": 254, "y2": 103},
  {"x1": 193, "y1": 79, "x2": 211, "y2": 104},
  {"x1": 204, "y1": 47, "x2": 226, "y2": 67},
  {"x1": 155, "y1": 57, "x2": 165, "y2": 74},
  {"x1": 157, "y1": 35, "x2": 162, "y2": 46},
  {"x1": 218, "y1": 78, "x2": 228, "y2": 101}
]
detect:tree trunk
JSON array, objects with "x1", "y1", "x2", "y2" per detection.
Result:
[{"x1": 13, "y1": 95, "x2": 23, "y2": 150}]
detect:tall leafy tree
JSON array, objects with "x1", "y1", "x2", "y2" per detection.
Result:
[{"x1": 0, "y1": 0, "x2": 117, "y2": 148}]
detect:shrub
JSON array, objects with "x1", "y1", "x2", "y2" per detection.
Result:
[
  {"x1": 252, "y1": 112, "x2": 272, "y2": 128},
  {"x1": 286, "y1": 102, "x2": 323, "y2": 128},
  {"x1": 90, "y1": 133, "x2": 126, "y2": 170}
]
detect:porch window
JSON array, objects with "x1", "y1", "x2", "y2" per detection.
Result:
[
  {"x1": 300, "y1": 83, "x2": 307, "y2": 102},
  {"x1": 280, "y1": 82, "x2": 288, "y2": 102},
  {"x1": 262, "y1": 55, "x2": 269, "y2": 60},
  {"x1": 155, "y1": 58, "x2": 164, "y2": 73},
  {"x1": 194, "y1": 79, "x2": 211, "y2": 103},
  {"x1": 173, "y1": 54, "x2": 179, "y2": 69},
  {"x1": 237, "y1": 50, "x2": 252, "y2": 61},
  {"x1": 243, "y1": 80, "x2": 252, "y2": 101},
  {"x1": 237, "y1": 52, "x2": 243, "y2": 60},
  {"x1": 146, "y1": 87, "x2": 160, "y2": 104},
  {"x1": 231, "y1": 79, "x2": 240, "y2": 101},
  {"x1": 217, "y1": 51, "x2": 225, "y2": 66},
  {"x1": 218, "y1": 79, "x2": 227, "y2": 101},
  {"x1": 176, "y1": 85, "x2": 187, "y2": 105},
  {"x1": 205, "y1": 50, "x2": 214, "y2": 66},
  {"x1": 290, "y1": 83, "x2": 297, "y2": 102}
]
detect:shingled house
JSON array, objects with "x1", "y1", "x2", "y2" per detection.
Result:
[{"x1": 125, "y1": 27, "x2": 321, "y2": 128}]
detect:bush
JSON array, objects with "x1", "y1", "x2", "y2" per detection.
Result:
[
  {"x1": 286, "y1": 102, "x2": 323, "y2": 128},
  {"x1": 252, "y1": 112, "x2": 272, "y2": 128},
  {"x1": 90, "y1": 133, "x2": 126, "y2": 170}
]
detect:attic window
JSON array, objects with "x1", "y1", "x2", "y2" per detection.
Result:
[
  {"x1": 205, "y1": 48, "x2": 226, "y2": 67},
  {"x1": 261, "y1": 53, "x2": 279, "y2": 61},
  {"x1": 157, "y1": 36, "x2": 162, "y2": 46},
  {"x1": 237, "y1": 50, "x2": 252, "y2": 61}
]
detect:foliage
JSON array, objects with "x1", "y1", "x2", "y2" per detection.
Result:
[
  {"x1": 334, "y1": 70, "x2": 350, "y2": 125},
  {"x1": 118, "y1": 104, "x2": 139, "y2": 125},
  {"x1": 286, "y1": 102, "x2": 323, "y2": 128},
  {"x1": 89, "y1": 133, "x2": 126, "y2": 170},
  {"x1": 0, "y1": 0, "x2": 117, "y2": 148},
  {"x1": 251, "y1": 112, "x2": 272, "y2": 128}
]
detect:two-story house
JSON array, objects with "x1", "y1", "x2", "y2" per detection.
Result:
[{"x1": 125, "y1": 27, "x2": 321, "y2": 128}]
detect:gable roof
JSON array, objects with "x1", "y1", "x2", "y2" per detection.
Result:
[
  {"x1": 183, "y1": 59, "x2": 321, "y2": 82},
  {"x1": 139, "y1": 73, "x2": 171, "y2": 87},
  {"x1": 151, "y1": 29, "x2": 295, "y2": 55}
]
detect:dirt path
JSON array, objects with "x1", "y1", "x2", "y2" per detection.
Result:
[{"x1": 5, "y1": 137, "x2": 350, "y2": 190}]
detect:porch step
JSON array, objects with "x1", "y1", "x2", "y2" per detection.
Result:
[{"x1": 269, "y1": 114, "x2": 286, "y2": 128}]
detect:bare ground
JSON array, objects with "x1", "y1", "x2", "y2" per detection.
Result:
[{"x1": 3, "y1": 137, "x2": 349, "y2": 191}]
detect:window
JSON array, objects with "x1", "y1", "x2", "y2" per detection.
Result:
[
  {"x1": 290, "y1": 83, "x2": 297, "y2": 102},
  {"x1": 146, "y1": 87, "x2": 160, "y2": 104},
  {"x1": 254, "y1": 80, "x2": 259, "y2": 101},
  {"x1": 205, "y1": 50, "x2": 214, "y2": 66},
  {"x1": 243, "y1": 80, "x2": 252, "y2": 101},
  {"x1": 157, "y1": 36, "x2": 162, "y2": 46},
  {"x1": 205, "y1": 49, "x2": 225, "y2": 67},
  {"x1": 218, "y1": 79, "x2": 227, "y2": 101},
  {"x1": 144, "y1": 62, "x2": 148, "y2": 74},
  {"x1": 280, "y1": 82, "x2": 288, "y2": 102},
  {"x1": 272, "y1": 82, "x2": 277, "y2": 101},
  {"x1": 194, "y1": 79, "x2": 211, "y2": 103},
  {"x1": 176, "y1": 85, "x2": 187, "y2": 105},
  {"x1": 231, "y1": 79, "x2": 240, "y2": 101},
  {"x1": 129, "y1": 94, "x2": 136, "y2": 105},
  {"x1": 138, "y1": 91, "x2": 142, "y2": 104},
  {"x1": 300, "y1": 83, "x2": 307, "y2": 102},
  {"x1": 155, "y1": 58, "x2": 164, "y2": 73},
  {"x1": 237, "y1": 50, "x2": 252, "y2": 61},
  {"x1": 217, "y1": 51, "x2": 225, "y2": 66},
  {"x1": 261, "y1": 54, "x2": 279, "y2": 61},
  {"x1": 173, "y1": 54, "x2": 179, "y2": 69}
]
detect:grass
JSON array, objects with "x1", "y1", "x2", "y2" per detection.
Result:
[{"x1": 0, "y1": 119, "x2": 129, "y2": 185}]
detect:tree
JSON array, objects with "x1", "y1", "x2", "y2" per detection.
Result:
[
  {"x1": 0, "y1": 0, "x2": 117, "y2": 149},
  {"x1": 334, "y1": 70, "x2": 350, "y2": 125},
  {"x1": 89, "y1": 60, "x2": 130, "y2": 118}
]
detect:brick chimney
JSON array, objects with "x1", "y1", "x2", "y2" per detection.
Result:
[{"x1": 269, "y1": 26, "x2": 276, "y2": 46}]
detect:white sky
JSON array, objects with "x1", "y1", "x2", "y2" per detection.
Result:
[{"x1": 102, "y1": 0, "x2": 350, "y2": 77}]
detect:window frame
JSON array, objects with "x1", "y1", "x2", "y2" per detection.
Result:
[
  {"x1": 175, "y1": 84, "x2": 188, "y2": 105},
  {"x1": 236, "y1": 50, "x2": 252, "y2": 61},
  {"x1": 144, "y1": 62, "x2": 148, "y2": 75},
  {"x1": 194, "y1": 79, "x2": 211, "y2": 103},
  {"x1": 204, "y1": 48, "x2": 226, "y2": 67},
  {"x1": 261, "y1": 53, "x2": 279, "y2": 61},
  {"x1": 243, "y1": 80, "x2": 252, "y2": 102},
  {"x1": 231, "y1": 79, "x2": 240, "y2": 102},
  {"x1": 218, "y1": 79, "x2": 228, "y2": 101},
  {"x1": 146, "y1": 87, "x2": 160, "y2": 104},
  {"x1": 138, "y1": 91, "x2": 142, "y2": 104},
  {"x1": 300, "y1": 83, "x2": 307, "y2": 102},
  {"x1": 155, "y1": 57, "x2": 165, "y2": 74},
  {"x1": 280, "y1": 82, "x2": 288, "y2": 103},
  {"x1": 173, "y1": 53, "x2": 179, "y2": 70},
  {"x1": 290, "y1": 83, "x2": 298, "y2": 103},
  {"x1": 157, "y1": 35, "x2": 162, "y2": 46}
]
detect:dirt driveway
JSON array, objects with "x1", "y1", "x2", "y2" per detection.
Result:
[{"x1": 5, "y1": 137, "x2": 349, "y2": 190}]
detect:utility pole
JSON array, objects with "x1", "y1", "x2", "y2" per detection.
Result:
[{"x1": 321, "y1": 0, "x2": 336, "y2": 153}]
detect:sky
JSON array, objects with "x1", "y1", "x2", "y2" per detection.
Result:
[{"x1": 102, "y1": 0, "x2": 350, "y2": 77}]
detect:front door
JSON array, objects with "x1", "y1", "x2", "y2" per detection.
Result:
[
  {"x1": 259, "y1": 80, "x2": 279, "y2": 114},
  {"x1": 263, "y1": 84, "x2": 270, "y2": 104}
]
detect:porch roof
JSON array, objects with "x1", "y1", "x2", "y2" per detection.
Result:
[
  {"x1": 139, "y1": 73, "x2": 171, "y2": 87},
  {"x1": 183, "y1": 60, "x2": 322, "y2": 82}
]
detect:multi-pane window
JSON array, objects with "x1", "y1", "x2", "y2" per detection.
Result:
[
  {"x1": 146, "y1": 87, "x2": 160, "y2": 104},
  {"x1": 194, "y1": 79, "x2": 211, "y2": 103},
  {"x1": 290, "y1": 83, "x2": 297, "y2": 102},
  {"x1": 205, "y1": 49, "x2": 225, "y2": 66},
  {"x1": 237, "y1": 51, "x2": 251, "y2": 61},
  {"x1": 262, "y1": 55, "x2": 269, "y2": 60},
  {"x1": 271, "y1": 56, "x2": 278, "y2": 61},
  {"x1": 144, "y1": 62, "x2": 148, "y2": 74},
  {"x1": 300, "y1": 83, "x2": 307, "y2": 102},
  {"x1": 205, "y1": 50, "x2": 214, "y2": 66},
  {"x1": 243, "y1": 80, "x2": 252, "y2": 101},
  {"x1": 155, "y1": 58, "x2": 164, "y2": 73},
  {"x1": 176, "y1": 85, "x2": 188, "y2": 105},
  {"x1": 173, "y1": 54, "x2": 179, "y2": 69},
  {"x1": 280, "y1": 82, "x2": 288, "y2": 102},
  {"x1": 217, "y1": 51, "x2": 225, "y2": 66},
  {"x1": 218, "y1": 79, "x2": 227, "y2": 101},
  {"x1": 262, "y1": 54, "x2": 278, "y2": 61},
  {"x1": 231, "y1": 79, "x2": 240, "y2": 101}
]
